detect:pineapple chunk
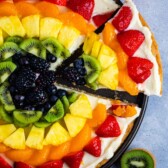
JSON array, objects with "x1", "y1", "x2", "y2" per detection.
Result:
[
  {"x1": 40, "y1": 17, "x2": 63, "y2": 40},
  {"x1": 26, "y1": 126, "x2": 44, "y2": 150},
  {"x1": 44, "y1": 122, "x2": 70, "y2": 146},
  {"x1": 0, "y1": 124, "x2": 16, "y2": 142},
  {"x1": 83, "y1": 32, "x2": 100, "y2": 55},
  {"x1": 69, "y1": 94, "x2": 92, "y2": 119},
  {"x1": 64, "y1": 114, "x2": 86, "y2": 137},
  {"x1": 0, "y1": 28, "x2": 3, "y2": 46},
  {"x1": 22, "y1": 15, "x2": 40, "y2": 38},
  {"x1": 98, "y1": 44, "x2": 117, "y2": 69},
  {"x1": 91, "y1": 41, "x2": 102, "y2": 57},
  {"x1": 57, "y1": 25, "x2": 80, "y2": 50},
  {"x1": 4, "y1": 128, "x2": 25, "y2": 149},
  {"x1": 0, "y1": 16, "x2": 25, "y2": 37},
  {"x1": 98, "y1": 64, "x2": 118, "y2": 90}
]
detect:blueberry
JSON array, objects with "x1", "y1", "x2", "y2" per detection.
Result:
[
  {"x1": 47, "y1": 52, "x2": 57, "y2": 63},
  {"x1": 77, "y1": 68, "x2": 87, "y2": 76},
  {"x1": 44, "y1": 102, "x2": 51, "y2": 111},
  {"x1": 57, "y1": 89, "x2": 67, "y2": 98},
  {"x1": 24, "y1": 106, "x2": 35, "y2": 111},
  {"x1": 50, "y1": 95, "x2": 58, "y2": 103},
  {"x1": 47, "y1": 85, "x2": 57, "y2": 95},
  {"x1": 74, "y1": 58, "x2": 84, "y2": 69},
  {"x1": 76, "y1": 78, "x2": 86, "y2": 85},
  {"x1": 19, "y1": 56, "x2": 29, "y2": 65},
  {"x1": 15, "y1": 102, "x2": 24, "y2": 108},
  {"x1": 14, "y1": 95, "x2": 25, "y2": 102}
]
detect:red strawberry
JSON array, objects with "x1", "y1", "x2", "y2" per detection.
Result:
[
  {"x1": 84, "y1": 136, "x2": 101, "y2": 157},
  {"x1": 67, "y1": 0, "x2": 94, "y2": 20},
  {"x1": 92, "y1": 11, "x2": 114, "y2": 27},
  {"x1": 96, "y1": 115, "x2": 121, "y2": 137},
  {"x1": 117, "y1": 30, "x2": 145, "y2": 57},
  {"x1": 127, "y1": 57, "x2": 153, "y2": 83},
  {"x1": 0, "y1": 156, "x2": 12, "y2": 168},
  {"x1": 63, "y1": 151, "x2": 84, "y2": 168},
  {"x1": 112, "y1": 6, "x2": 133, "y2": 32},
  {"x1": 44, "y1": 0, "x2": 66, "y2": 6},
  {"x1": 37, "y1": 160, "x2": 63, "y2": 168},
  {"x1": 14, "y1": 162, "x2": 32, "y2": 168}
]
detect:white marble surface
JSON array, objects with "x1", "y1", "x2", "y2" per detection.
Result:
[{"x1": 112, "y1": 0, "x2": 168, "y2": 167}]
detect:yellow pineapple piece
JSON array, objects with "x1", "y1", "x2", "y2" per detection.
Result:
[
  {"x1": 0, "y1": 124, "x2": 16, "y2": 142},
  {"x1": 91, "y1": 41, "x2": 102, "y2": 57},
  {"x1": 98, "y1": 64, "x2": 118, "y2": 90},
  {"x1": 0, "y1": 28, "x2": 3, "y2": 46},
  {"x1": 26, "y1": 126, "x2": 44, "y2": 150},
  {"x1": 40, "y1": 17, "x2": 63, "y2": 40},
  {"x1": 44, "y1": 122, "x2": 70, "y2": 146},
  {"x1": 69, "y1": 94, "x2": 92, "y2": 119},
  {"x1": 64, "y1": 114, "x2": 86, "y2": 137},
  {"x1": 4, "y1": 128, "x2": 25, "y2": 149},
  {"x1": 0, "y1": 16, "x2": 25, "y2": 37},
  {"x1": 22, "y1": 15, "x2": 40, "y2": 38},
  {"x1": 57, "y1": 25, "x2": 80, "y2": 50},
  {"x1": 98, "y1": 44, "x2": 117, "y2": 69},
  {"x1": 83, "y1": 32, "x2": 100, "y2": 55}
]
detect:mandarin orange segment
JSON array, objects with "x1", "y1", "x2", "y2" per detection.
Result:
[
  {"x1": 0, "y1": 2, "x2": 18, "y2": 16},
  {"x1": 48, "y1": 141, "x2": 71, "y2": 160},
  {"x1": 15, "y1": 2, "x2": 40, "y2": 17},
  {"x1": 70, "y1": 124, "x2": 92, "y2": 153},
  {"x1": 0, "y1": 143, "x2": 10, "y2": 153},
  {"x1": 113, "y1": 106, "x2": 126, "y2": 117},
  {"x1": 35, "y1": 1, "x2": 59, "y2": 17},
  {"x1": 123, "y1": 106, "x2": 137, "y2": 117},
  {"x1": 119, "y1": 70, "x2": 139, "y2": 96},
  {"x1": 5, "y1": 148, "x2": 34, "y2": 162},
  {"x1": 87, "y1": 103, "x2": 107, "y2": 128}
]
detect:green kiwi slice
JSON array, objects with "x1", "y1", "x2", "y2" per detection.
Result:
[
  {"x1": 82, "y1": 54, "x2": 101, "y2": 84},
  {"x1": 13, "y1": 110, "x2": 42, "y2": 124},
  {"x1": 13, "y1": 118, "x2": 29, "y2": 128},
  {"x1": 20, "y1": 38, "x2": 46, "y2": 59},
  {"x1": 44, "y1": 99, "x2": 64, "y2": 123},
  {"x1": 0, "y1": 82, "x2": 15, "y2": 111},
  {"x1": 42, "y1": 37, "x2": 70, "y2": 58},
  {"x1": 0, "y1": 42, "x2": 20, "y2": 60},
  {"x1": 5, "y1": 36, "x2": 23, "y2": 44},
  {"x1": 61, "y1": 96, "x2": 69, "y2": 113},
  {"x1": 68, "y1": 92, "x2": 79, "y2": 104},
  {"x1": 121, "y1": 149, "x2": 155, "y2": 168},
  {"x1": 88, "y1": 82, "x2": 98, "y2": 90},
  {"x1": 34, "y1": 119, "x2": 52, "y2": 128},
  {"x1": 0, "y1": 105, "x2": 12, "y2": 123}
]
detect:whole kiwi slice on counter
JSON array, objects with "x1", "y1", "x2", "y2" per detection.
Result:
[
  {"x1": 121, "y1": 149, "x2": 155, "y2": 168},
  {"x1": 42, "y1": 37, "x2": 70, "y2": 58},
  {"x1": 0, "y1": 105, "x2": 12, "y2": 123},
  {"x1": 13, "y1": 110, "x2": 42, "y2": 124},
  {"x1": 5, "y1": 36, "x2": 23, "y2": 44},
  {"x1": 0, "y1": 42, "x2": 21, "y2": 60},
  {"x1": 61, "y1": 95, "x2": 69, "y2": 113},
  {"x1": 44, "y1": 99, "x2": 64, "y2": 123},
  {"x1": 20, "y1": 38, "x2": 46, "y2": 59},
  {"x1": 82, "y1": 54, "x2": 101, "y2": 84},
  {"x1": 0, "y1": 82, "x2": 15, "y2": 112},
  {"x1": 68, "y1": 92, "x2": 79, "y2": 104}
]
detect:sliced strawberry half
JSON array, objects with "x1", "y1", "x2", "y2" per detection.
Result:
[
  {"x1": 14, "y1": 162, "x2": 32, "y2": 168},
  {"x1": 0, "y1": 156, "x2": 12, "y2": 168},
  {"x1": 67, "y1": 0, "x2": 94, "y2": 20},
  {"x1": 84, "y1": 136, "x2": 101, "y2": 157},
  {"x1": 44, "y1": 0, "x2": 67, "y2": 6},
  {"x1": 127, "y1": 57, "x2": 153, "y2": 83},
  {"x1": 63, "y1": 151, "x2": 84, "y2": 168},
  {"x1": 117, "y1": 30, "x2": 145, "y2": 57},
  {"x1": 37, "y1": 160, "x2": 63, "y2": 168},
  {"x1": 96, "y1": 115, "x2": 121, "y2": 137},
  {"x1": 112, "y1": 6, "x2": 133, "y2": 32}
]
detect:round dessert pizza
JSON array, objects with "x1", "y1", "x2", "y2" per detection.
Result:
[{"x1": 0, "y1": 0, "x2": 162, "y2": 168}]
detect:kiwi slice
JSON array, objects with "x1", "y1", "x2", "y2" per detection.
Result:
[
  {"x1": 34, "y1": 119, "x2": 52, "y2": 128},
  {"x1": 68, "y1": 92, "x2": 79, "y2": 104},
  {"x1": 61, "y1": 96, "x2": 69, "y2": 113},
  {"x1": 82, "y1": 54, "x2": 101, "y2": 84},
  {"x1": 44, "y1": 99, "x2": 64, "y2": 123},
  {"x1": 20, "y1": 38, "x2": 46, "y2": 59},
  {"x1": 13, "y1": 118, "x2": 29, "y2": 128},
  {"x1": 121, "y1": 149, "x2": 155, "y2": 168},
  {"x1": 0, "y1": 42, "x2": 20, "y2": 60},
  {"x1": 0, "y1": 105, "x2": 12, "y2": 123},
  {"x1": 42, "y1": 37, "x2": 70, "y2": 58},
  {"x1": 5, "y1": 36, "x2": 23, "y2": 44},
  {"x1": 0, "y1": 62, "x2": 16, "y2": 84},
  {"x1": 88, "y1": 82, "x2": 98, "y2": 90},
  {"x1": 0, "y1": 82, "x2": 15, "y2": 111},
  {"x1": 13, "y1": 110, "x2": 42, "y2": 124}
]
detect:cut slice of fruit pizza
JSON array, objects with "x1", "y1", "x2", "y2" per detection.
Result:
[{"x1": 0, "y1": 0, "x2": 162, "y2": 168}]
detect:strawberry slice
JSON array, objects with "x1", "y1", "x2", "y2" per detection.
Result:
[
  {"x1": 96, "y1": 115, "x2": 121, "y2": 137},
  {"x1": 14, "y1": 162, "x2": 32, "y2": 168},
  {"x1": 0, "y1": 156, "x2": 12, "y2": 168},
  {"x1": 44, "y1": 0, "x2": 66, "y2": 6},
  {"x1": 63, "y1": 151, "x2": 84, "y2": 168},
  {"x1": 112, "y1": 6, "x2": 133, "y2": 32},
  {"x1": 127, "y1": 57, "x2": 153, "y2": 83},
  {"x1": 92, "y1": 11, "x2": 114, "y2": 27},
  {"x1": 67, "y1": 0, "x2": 94, "y2": 20},
  {"x1": 84, "y1": 136, "x2": 101, "y2": 157},
  {"x1": 117, "y1": 30, "x2": 145, "y2": 57},
  {"x1": 37, "y1": 160, "x2": 63, "y2": 168}
]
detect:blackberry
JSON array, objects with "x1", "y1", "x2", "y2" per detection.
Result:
[
  {"x1": 12, "y1": 53, "x2": 23, "y2": 64},
  {"x1": 76, "y1": 78, "x2": 86, "y2": 85},
  {"x1": 29, "y1": 56, "x2": 50, "y2": 72},
  {"x1": 63, "y1": 67, "x2": 80, "y2": 82}
]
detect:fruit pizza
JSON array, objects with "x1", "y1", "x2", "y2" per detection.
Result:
[{"x1": 0, "y1": 0, "x2": 162, "y2": 168}]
